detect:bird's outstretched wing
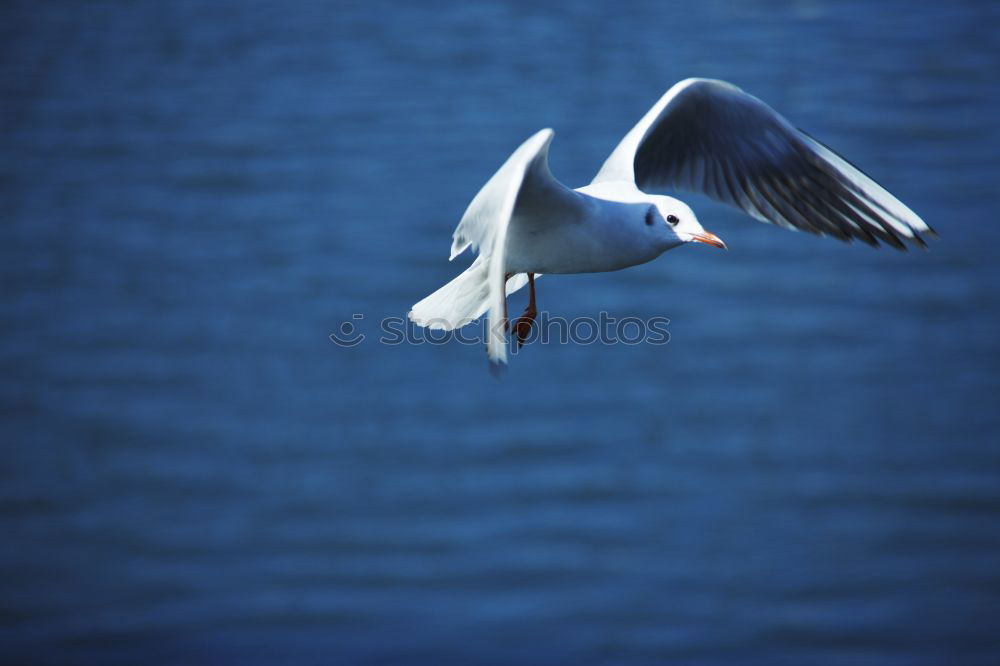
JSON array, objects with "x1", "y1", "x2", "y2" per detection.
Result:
[
  {"x1": 594, "y1": 78, "x2": 933, "y2": 249},
  {"x1": 449, "y1": 128, "x2": 578, "y2": 366}
]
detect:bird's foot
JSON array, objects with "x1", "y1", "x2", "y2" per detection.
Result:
[{"x1": 512, "y1": 303, "x2": 537, "y2": 348}]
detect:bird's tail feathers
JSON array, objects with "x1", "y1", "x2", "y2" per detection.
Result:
[
  {"x1": 409, "y1": 256, "x2": 493, "y2": 331},
  {"x1": 409, "y1": 258, "x2": 533, "y2": 371}
]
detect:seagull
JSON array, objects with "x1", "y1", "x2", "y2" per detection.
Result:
[{"x1": 409, "y1": 78, "x2": 933, "y2": 367}]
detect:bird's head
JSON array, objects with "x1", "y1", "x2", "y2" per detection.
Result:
[{"x1": 649, "y1": 196, "x2": 727, "y2": 250}]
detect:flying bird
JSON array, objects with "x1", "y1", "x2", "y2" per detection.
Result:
[{"x1": 409, "y1": 78, "x2": 933, "y2": 367}]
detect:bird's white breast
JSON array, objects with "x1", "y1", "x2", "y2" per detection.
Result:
[{"x1": 504, "y1": 190, "x2": 674, "y2": 275}]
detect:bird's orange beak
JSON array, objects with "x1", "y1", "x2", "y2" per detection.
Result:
[{"x1": 690, "y1": 231, "x2": 727, "y2": 250}]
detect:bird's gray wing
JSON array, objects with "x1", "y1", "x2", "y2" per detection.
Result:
[
  {"x1": 448, "y1": 129, "x2": 582, "y2": 365},
  {"x1": 594, "y1": 78, "x2": 933, "y2": 249},
  {"x1": 450, "y1": 129, "x2": 584, "y2": 262}
]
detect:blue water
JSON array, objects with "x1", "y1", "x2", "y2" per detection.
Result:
[{"x1": 2, "y1": 1, "x2": 999, "y2": 664}]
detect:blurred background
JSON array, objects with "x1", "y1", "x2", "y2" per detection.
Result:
[{"x1": 2, "y1": 1, "x2": 999, "y2": 663}]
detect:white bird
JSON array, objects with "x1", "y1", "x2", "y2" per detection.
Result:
[{"x1": 409, "y1": 78, "x2": 933, "y2": 367}]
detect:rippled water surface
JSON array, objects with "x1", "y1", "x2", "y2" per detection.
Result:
[{"x1": 2, "y1": 1, "x2": 999, "y2": 663}]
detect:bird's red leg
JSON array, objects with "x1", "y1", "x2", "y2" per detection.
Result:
[{"x1": 513, "y1": 273, "x2": 537, "y2": 348}]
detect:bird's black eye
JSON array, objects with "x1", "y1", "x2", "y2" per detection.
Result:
[
  {"x1": 667, "y1": 214, "x2": 680, "y2": 225},
  {"x1": 645, "y1": 208, "x2": 655, "y2": 226}
]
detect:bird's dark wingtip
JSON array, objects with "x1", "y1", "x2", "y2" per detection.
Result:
[{"x1": 487, "y1": 357, "x2": 507, "y2": 379}]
